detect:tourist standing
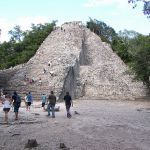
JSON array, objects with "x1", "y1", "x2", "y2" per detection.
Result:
[
  {"x1": 64, "y1": 92, "x2": 73, "y2": 118},
  {"x1": 41, "y1": 94, "x2": 46, "y2": 111},
  {"x1": 2, "y1": 94, "x2": 11, "y2": 123},
  {"x1": 24, "y1": 93, "x2": 28, "y2": 111},
  {"x1": 39, "y1": 78, "x2": 42, "y2": 85},
  {"x1": 12, "y1": 91, "x2": 21, "y2": 120},
  {"x1": 47, "y1": 91, "x2": 56, "y2": 118},
  {"x1": 27, "y1": 92, "x2": 32, "y2": 111}
]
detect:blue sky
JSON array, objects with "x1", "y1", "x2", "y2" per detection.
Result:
[{"x1": 0, "y1": 0, "x2": 149, "y2": 42}]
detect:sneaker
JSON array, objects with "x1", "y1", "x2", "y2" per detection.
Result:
[{"x1": 67, "y1": 113, "x2": 71, "y2": 118}]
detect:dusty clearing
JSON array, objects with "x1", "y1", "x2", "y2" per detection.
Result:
[{"x1": 0, "y1": 100, "x2": 150, "y2": 150}]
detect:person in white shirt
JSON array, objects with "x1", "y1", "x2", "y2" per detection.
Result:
[
  {"x1": 2, "y1": 94, "x2": 11, "y2": 123},
  {"x1": 24, "y1": 93, "x2": 28, "y2": 111}
]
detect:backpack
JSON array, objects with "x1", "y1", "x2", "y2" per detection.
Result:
[{"x1": 16, "y1": 95, "x2": 21, "y2": 104}]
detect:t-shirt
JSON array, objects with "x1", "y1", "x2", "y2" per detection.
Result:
[
  {"x1": 12, "y1": 95, "x2": 21, "y2": 103},
  {"x1": 12, "y1": 95, "x2": 17, "y2": 104},
  {"x1": 3, "y1": 98, "x2": 11, "y2": 108},
  {"x1": 27, "y1": 94, "x2": 32, "y2": 102},
  {"x1": 48, "y1": 94, "x2": 56, "y2": 105},
  {"x1": 24, "y1": 96, "x2": 28, "y2": 102},
  {"x1": 12, "y1": 94, "x2": 21, "y2": 107},
  {"x1": 64, "y1": 95, "x2": 72, "y2": 105},
  {"x1": 41, "y1": 95, "x2": 46, "y2": 103}
]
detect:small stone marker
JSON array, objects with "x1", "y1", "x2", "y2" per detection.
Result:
[
  {"x1": 60, "y1": 143, "x2": 66, "y2": 149},
  {"x1": 25, "y1": 139, "x2": 38, "y2": 148}
]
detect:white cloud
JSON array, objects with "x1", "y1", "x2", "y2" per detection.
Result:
[
  {"x1": 16, "y1": 16, "x2": 49, "y2": 30},
  {"x1": 0, "y1": 18, "x2": 13, "y2": 42},
  {"x1": 0, "y1": 16, "x2": 50, "y2": 42}
]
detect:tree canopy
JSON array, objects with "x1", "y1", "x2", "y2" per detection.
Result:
[
  {"x1": 128, "y1": 35, "x2": 150, "y2": 88},
  {"x1": 87, "y1": 18, "x2": 117, "y2": 43},
  {"x1": 0, "y1": 21, "x2": 56, "y2": 69}
]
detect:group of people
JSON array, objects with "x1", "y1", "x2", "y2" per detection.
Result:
[
  {"x1": 0, "y1": 90, "x2": 73, "y2": 123},
  {"x1": 41, "y1": 91, "x2": 73, "y2": 118},
  {"x1": 24, "y1": 75, "x2": 35, "y2": 84},
  {"x1": 0, "y1": 91, "x2": 22, "y2": 123}
]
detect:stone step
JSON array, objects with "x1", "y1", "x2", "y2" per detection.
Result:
[{"x1": 135, "y1": 96, "x2": 150, "y2": 101}]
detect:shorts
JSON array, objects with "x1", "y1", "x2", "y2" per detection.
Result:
[
  {"x1": 27, "y1": 102, "x2": 31, "y2": 106},
  {"x1": 13, "y1": 103, "x2": 20, "y2": 112},
  {"x1": 3, "y1": 108, "x2": 10, "y2": 112},
  {"x1": 14, "y1": 106, "x2": 19, "y2": 112},
  {"x1": 42, "y1": 103, "x2": 45, "y2": 107}
]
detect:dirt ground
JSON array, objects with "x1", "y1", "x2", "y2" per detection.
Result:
[{"x1": 0, "y1": 99, "x2": 150, "y2": 150}]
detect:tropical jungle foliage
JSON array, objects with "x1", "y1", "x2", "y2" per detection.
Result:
[{"x1": 0, "y1": 21, "x2": 56, "y2": 69}]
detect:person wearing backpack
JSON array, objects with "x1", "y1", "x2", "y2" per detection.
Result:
[
  {"x1": 47, "y1": 91, "x2": 56, "y2": 118},
  {"x1": 12, "y1": 91, "x2": 21, "y2": 120}
]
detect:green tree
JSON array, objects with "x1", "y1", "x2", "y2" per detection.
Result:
[
  {"x1": 129, "y1": 35, "x2": 150, "y2": 89},
  {"x1": 87, "y1": 18, "x2": 117, "y2": 43},
  {"x1": 0, "y1": 21, "x2": 56, "y2": 70},
  {"x1": 8, "y1": 25, "x2": 24, "y2": 42},
  {"x1": 87, "y1": 19, "x2": 134, "y2": 63},
  {"x1": 112, "y1": 36, "x2": 131, "y2": 63},
  {"x1": 112, "y1": 30, "x2": 141, "y2": 63}
]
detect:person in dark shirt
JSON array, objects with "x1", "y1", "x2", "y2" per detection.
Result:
[
  {"x1": 12, "y1": 91, "x2": 21, "y2": 120},
  {"x1": 47, "y1": 91, "x2": 56, "y2": 118},
  {"x1": 64, "y1": 92, "x2": 73, "y2": 118}
]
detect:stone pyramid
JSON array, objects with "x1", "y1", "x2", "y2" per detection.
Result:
[{"x1": 0, "y1": 21, "x2": 147, "y2": 100}]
